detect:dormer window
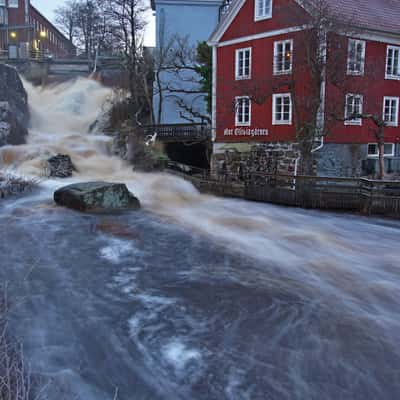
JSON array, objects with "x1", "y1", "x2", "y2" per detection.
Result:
[{"x1": 255, "y1": 0, "x2": 272, "y2": 21}]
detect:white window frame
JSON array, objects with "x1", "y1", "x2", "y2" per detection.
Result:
[
  {"x1": 344, "y1": 94, "x2": 363, "y2": 126},
  {"x1": 0, "y1": 0, "x2": 6, "y2": 7},
  {"x1": 385, "y1": 45, "x2": 400, "y2": 80},
  {"x1": 347, "y1": 39, "x2": 366, "y2": 76},
  {"x1": 7, "y1": 0, "x2": 18, "y2": 8},
  {"x1": 273, "y1": 39, "x2": 293, "y2": 75},
  {"x1": 367, "y1": 143, "x2": 395, "y2": 158},
  {"x1": 235, "y1": 47, "x2": 252, "y2": 80},
  {"x1": 383, "y1": 96, "x2": 399, "y2": 127},
  {"x1": 255, "y1": 0, "x2": 272, "y2": 21},
  {"x1": 272, "y1": 93, "x2": 292, "y2": 125},
  {"x1": 235, "y1": 96, "x2": 251, "y2": 127}
]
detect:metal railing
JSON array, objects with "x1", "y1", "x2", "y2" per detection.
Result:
[{"x1": 144, "y1": 123, "x2": 211, "y2": 142}]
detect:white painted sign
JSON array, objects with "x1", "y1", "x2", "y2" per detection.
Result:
[{"x1": 223, "y1": 128, "x2": 269, "y2": 137}]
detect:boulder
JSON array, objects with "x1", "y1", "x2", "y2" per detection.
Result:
[
  {"x1": 0, "y1": 65, "x2": 29, "y2": 146},
  {"x1": 46, "y1": 154, "x2": 76, "y2": 178},
  {"x1": 54, "y1": 182, "x2": 140, "y2": 212}
]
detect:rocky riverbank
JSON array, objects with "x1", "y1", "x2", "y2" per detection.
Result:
[{"x1": 0, "y1": 64, "x2": 29, "y2": 147}]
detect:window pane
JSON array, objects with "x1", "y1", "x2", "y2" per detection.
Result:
[
  {"x1": 384, "y1": 144, "x2": 394, "y2": 155},
  {"x1": 368, "y1": 144, "x2": 377, "y2": 155}
]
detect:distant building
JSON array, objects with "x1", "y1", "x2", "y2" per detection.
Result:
[
  {"x1": 0, "y1": 0, "x2": 75, "y2": 60},
  {"x1": 151, "y1": 0, "x2": 223, "y2": 125},
  {"x1": 208, "y1": 0, "x2": 400, "y2": 178}
]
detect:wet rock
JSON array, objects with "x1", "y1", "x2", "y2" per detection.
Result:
[
  {"x1": 0, "y1": 65, "x2": 29, "y2": 146},
  {"x1": 46, "y1": 154, "x2": 76, "y2": 178},
  {"x1": 54, "y1": 182, "x2": 140, "y2": 212}
]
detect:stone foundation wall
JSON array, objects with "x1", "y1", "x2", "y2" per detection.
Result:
[{"x1": 211, "y1": 142, "x2": 301, "y2": 182}]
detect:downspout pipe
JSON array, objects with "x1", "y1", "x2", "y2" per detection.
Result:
[{"x1": 293, "y1": 137, "x2": 324, "y2": 189}]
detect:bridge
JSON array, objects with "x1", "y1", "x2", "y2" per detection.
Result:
[
  {"x1": 143, "y1": 123, "x2": 211, "y2": 143},
  {"x1": 0, "y1": 51, "x2": 124, "y2": 83}
]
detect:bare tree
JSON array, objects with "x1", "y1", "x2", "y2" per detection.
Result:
[{"x1": 54, "y1": 0, "x2": 79, "y2": 43}]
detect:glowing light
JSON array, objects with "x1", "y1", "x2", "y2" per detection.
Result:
[
  {"x1": 10, "y1": 32, "x2": 17, "y2": 39},
  {"x1": 39, "y1": 31, "x2": 47, "y2": 39}
]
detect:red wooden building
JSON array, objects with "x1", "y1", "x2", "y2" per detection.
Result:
[
  {"x1": 0, "y1": 0, "x2": 75, "y2": 59},
  {"x1": 208, "y1": 0, "x2": 400, "y2": 177}
]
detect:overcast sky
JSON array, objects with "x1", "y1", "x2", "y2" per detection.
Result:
[{"x1": 30, "y1": 0, "x2": 155, "y2": 46}]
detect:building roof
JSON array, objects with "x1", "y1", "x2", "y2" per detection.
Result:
[
  {"x1": 210, "y1": 0, "x2": 400, "y2": 44},
  {"x1": 313, "y1": 0, "x2": 400, "y2": 35}
]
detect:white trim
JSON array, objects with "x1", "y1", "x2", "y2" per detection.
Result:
[
  {"x1": 347, "y1": 39, "x2": 366, "y2": 76},
  {"x1": 317, "y1": 30, "x2": 327, "y2": 135},
  {"x1": 235, "y1": 47, "x2": 252, "y2": 80},
  {"x1": 350, "y1": 31, "x2": 400, "y2": 46},
  {"x1": 344, "y1": 93, "x2": 363, "y2": 126},
  {"x1": 208, "y1": 0, "x2": 246, "y2": 45},
  {"x1": 272, "y1": 93, "x2": 292, "y2": 125},
  {"x1": 216, "y1": 25, "x2": 308, "y2": 48},
  {"x1": 212, "y1": 45, "x2": 217, "y2": 141},
  {"x1": 385, "y1": 45, "x2": 400, "y2": 80},
  {"x1": 235, "y1": 96, "x2": 251, "y2": 126},
  {"x1": 254, "y1": 0, "x2": 272, "y2": 22},
  {"x1": 273, "y1": 39, "x2": 293, "y2": 75},
  {"x1": 367, "y1": 143, "x2": 395, "y2": 157},
  {"x1": 383, "y1": 96, "x2": 399, "y2": 127}
]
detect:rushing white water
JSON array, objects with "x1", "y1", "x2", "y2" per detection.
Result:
[{"x1": 1, "y1": 78, "x2": 400, "y2": 399}]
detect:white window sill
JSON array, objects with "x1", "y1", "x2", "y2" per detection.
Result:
[
  {"x1": 272, "y1": 121, "x2": 292, "y2": 126},
  {"x1": 235, "y1": 122, "x2": 251, "y2": 127},
  {"x1": 273, "y1": 70, "x2": 292, "y2": 76},
  {"x1": 385, "y1": 123, "x2": 399, "y2": 127},
  {"x1": 255, "y1": 14, "x2": 272, "y2": 22},
  {"x1": 235, "y1": 75, "x2": 251, "y2": 81},
  {"x1": 385, "y1": 74, "x2": 400, "y2": 81},
  {"x1": 368, "y1": 155, "x2": 395, "y2": 158},
  {"x1": 347, "y1": 70, "x2": 364, "y2": 76},
  {"x1": 344, "y1": 120, "x2": 362, "y2": 126}
]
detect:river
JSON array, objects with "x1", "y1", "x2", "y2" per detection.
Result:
[{"x1": 1, "y1": 78, "x2": 400, "y2": 399}]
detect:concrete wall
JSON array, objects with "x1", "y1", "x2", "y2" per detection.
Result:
[
  {"x1": 153, "y1": 0, "x2": 221, "y2": 125},
  {"x1": 317, "y1": 143, "x2": 400, "y2": 178}
]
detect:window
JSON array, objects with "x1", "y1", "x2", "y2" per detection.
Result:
[
  {"x1": 0, "y1": 7, "x2": 7, "y2": 25},
  {"x1": 383, "y1": 97, "x2": 399, "y2": 127},
  {"x1": 235, "y1": 96, "x2": 251, "y2": 126},
  {"x1": 0, "y1": 0, "x2": 5, "y2": 6},
  {"x1": 8, "y1": 0, "x2": 18, "y2": 8},
  {"x1": 274, "y1": 39, "x2": 293, "y2": 75},
  {"x1": 344, "y1": 94, "x2": 363, "y2": 125},
  {"x1": 273, "y1": 93, "x2": 292, "y2": 125},
  {"x1": 235, "y1": 48, "x2": 251, "y2": 80},
  {"x1": 367, "y1": 143, "x2": 395, "y2": 157},
  {"x1": 347, "y1": 39, "x2": 365, "y2": 75},
  {"x1": 386, "y1": 46, "x2": 400, "y2": 80},
  {"x1": 255, "y1": 0, "x2": 272, "y2": 21}
]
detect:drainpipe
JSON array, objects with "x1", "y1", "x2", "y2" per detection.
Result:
[{"x1": 293, "y1": 137, "x2": 324, "y2": 189}]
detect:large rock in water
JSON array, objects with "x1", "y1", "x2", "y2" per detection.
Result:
[
  {"x1": 54, "y1": 182, "x2": 140, "y2": 212},
  {"x1": 46, "y1": 154, "x2": 76, "y2": 178},
  {"x1": 0, "y1": 64, "x2": 29, "y2": 146}
]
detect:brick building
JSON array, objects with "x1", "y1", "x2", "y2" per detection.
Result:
[
  {"x1": 208, "y1": 0, "x2": 400, "y2": 178},
  {"x1": 0, "y1": 0, "x2": 75, "y2": 59}
]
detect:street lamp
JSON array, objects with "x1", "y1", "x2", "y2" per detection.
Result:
[
  {"x1": 39, "y1": 31, "x2": 47, "y2": 39},
  {"x1": 10, "y1": 31, "x2": 17, "y2": 39}
]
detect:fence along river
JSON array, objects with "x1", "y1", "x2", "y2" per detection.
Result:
[{"x1": 0, "y1": 78, "x2": 400, "y2": 399}]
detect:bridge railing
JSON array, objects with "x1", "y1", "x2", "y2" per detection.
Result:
[{"x1": 144, "y1": 123, "x2": 211, "y2": 142}]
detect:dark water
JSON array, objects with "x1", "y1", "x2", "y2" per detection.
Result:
[{"x1": 1, "y1": 191, "x2": 400, "y2": 400}]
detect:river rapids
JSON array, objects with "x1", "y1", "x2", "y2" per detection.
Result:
[{"x1": 1, "y1": 78, "x2": 400, "y2": 399}]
